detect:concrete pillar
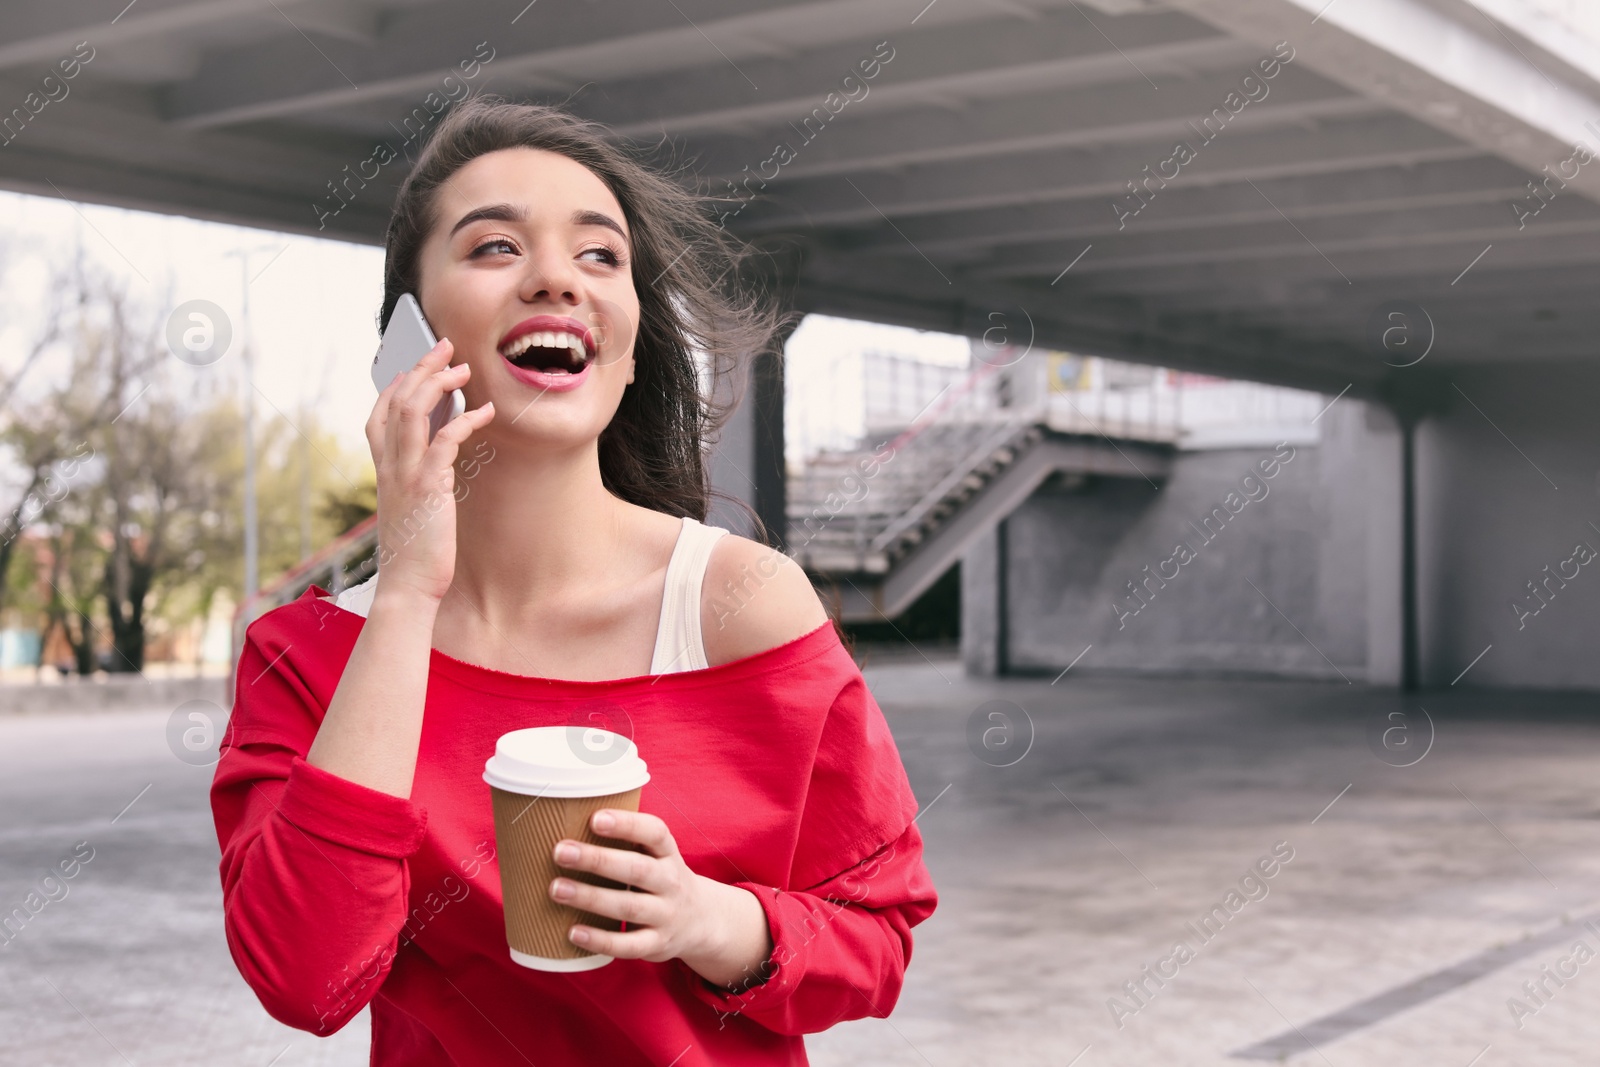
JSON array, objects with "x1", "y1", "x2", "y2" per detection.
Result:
[
  {"x1": 706, "y1": 352, "x2": 757, "y2": 540},
  {"x1": 1363, "y1": 404, "x2": 1404, "y2": 686},
  {"x1": 753, "y1": 347, "x2": 787, "y2": 548},
  {"x1": 706, "y1": 345, "x2": 787, "y2": 546},
  {"x1": 961, "y1": 525, "x2": 1001, "y2": 675},
  {"x1": 1415, "y1": 363, "x2": 1600, "y2": 689}
]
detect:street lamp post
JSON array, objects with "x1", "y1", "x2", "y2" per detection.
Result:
[{"x1": 224, "y1": 244, "x2": 279, "y2": 617}]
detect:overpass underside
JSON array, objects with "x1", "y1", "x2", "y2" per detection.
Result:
[{"x1": 3, "y1": 0, "x2": 1595, "y2": 392}]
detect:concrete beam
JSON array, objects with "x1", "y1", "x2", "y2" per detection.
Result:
[
  {"x1": 603, "y1": 11, "x2": 1239, "y2": 140},
  {"x1": 789, "y1": 254, "x2": 1377, "y2": 399},
  {"x1": 734, "y1": 113, "x2": 1477, "y2": 233},
  {"x1": 1165, "y1": 0, "x2": 1600, "y2": 202},
  {"x1": 838, "y1": 157, "x2": 1531, "y2": 258},
  {"x1": 0, "y1": 0, "x2": 288, "y2": 72},
  {"x1": 0, "y1": 88, "x2": 392, "y2": 243},
  {"x1": 1110, "y1": 298, "x2": 1597, "y2": 367},
  {"x1": 969, "y1": 206, "x2": 1600, "y2": 280},
  {"x1": 1098, "y1": 256, "x2": 1600, "y2": 314},
  {"x1": 685, "y1": 64, "x2": 1372, "y2": 185},
  {"x1": 1070, "y1": 225, "x2": 1600, "y2": 294},
  {"x1": 156, "y1": 0, "x2": 1053, "y2": 129},
  {"x1": 1452, "y1": 0, "x2": 1600, "y2": 97}
]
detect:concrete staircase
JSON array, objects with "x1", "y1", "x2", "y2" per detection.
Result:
[
  {"x1": 789, "y1": 417, "x2": 1040, "y2": 573},
  {"x1": 789, "y1": 350, "x2": 1180, "y2": 623},
  {"x1": 790, "y1": 420, "x2": 1176, "y2": 622}
]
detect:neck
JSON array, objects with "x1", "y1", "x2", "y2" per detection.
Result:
[{"x1": 448, "y1": 436, "x2": 624, "y2": 622}]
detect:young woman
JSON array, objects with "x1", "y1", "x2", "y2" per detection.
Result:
[{"x1": 211, "y1": 97, "x2": 937, "y2": 1065}]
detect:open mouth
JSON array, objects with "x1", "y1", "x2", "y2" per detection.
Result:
[{"x1": 497, "y1": 329, "x2": 593, "y2": 375}]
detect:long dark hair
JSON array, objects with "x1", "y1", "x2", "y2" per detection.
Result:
[{"x1": 379, "y1": 95, "x2": 795, "y2": 525}]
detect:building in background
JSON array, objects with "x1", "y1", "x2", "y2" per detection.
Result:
[{"x1": 786, "y1": 334, "x2": 1379, "y2": 681}]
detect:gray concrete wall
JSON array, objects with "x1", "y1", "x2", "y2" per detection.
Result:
[
  {"x1": 964, "y1": 399, "x2": 1392, "y2": 681},
  {"x1": 961, "y1": 363, "x2": 1600, "y2": 692},
  {"x1": 1416, "y1": 362, "x2": 1600, "y2": 690}
]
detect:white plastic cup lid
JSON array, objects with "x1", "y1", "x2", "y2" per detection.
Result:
[{"x1": 482, "y1": 725, "x2": 650, "y2": 798}]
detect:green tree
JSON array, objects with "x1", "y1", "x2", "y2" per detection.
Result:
[
  {"x1": 42, "y1": 504, "x2": 107, "y2": 675},
  {"x1": 163, "y1": 395, "x2": 372, "y2": 634},
  {"x1": 0, "y1": 262, "x2": 107, "y2": 620},
  {"x1": 3, "y1": 258, "x2": 373, "y2": 673}
]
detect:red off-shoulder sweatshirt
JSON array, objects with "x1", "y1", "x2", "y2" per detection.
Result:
[{"x1": 210, "y1": 586, "x2": 937, "y2": 1065}]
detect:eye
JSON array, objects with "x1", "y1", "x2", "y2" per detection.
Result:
[
  {"x1": 470, "y1": 237, "x2": 518, "y2": 257},
  {"x1": 581, "y1": 244, "x2": 627, "y2": 268}
]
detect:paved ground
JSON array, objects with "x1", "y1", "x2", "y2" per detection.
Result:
[{"x1": 4, "y1": 659, "x2": 1600, "y2": 1066}]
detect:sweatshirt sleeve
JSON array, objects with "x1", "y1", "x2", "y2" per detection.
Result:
[
  {"x1": 679, "y1": 820, "x2": 936, "y2": 1035},
  {"x1": 677, "y1": 661, "x2": 938, "y2": 1035},
  {"x1": 210, "y1": 609, "x2": 429, "y2": 1036}
]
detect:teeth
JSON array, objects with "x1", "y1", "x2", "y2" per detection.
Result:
[{"x1": 500, "y1": 329, "x2": 588, "y2": 360}]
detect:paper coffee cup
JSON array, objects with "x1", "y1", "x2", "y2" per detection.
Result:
[{"x1": 483, "y1": 726, "x2": 650, "y2": 972}]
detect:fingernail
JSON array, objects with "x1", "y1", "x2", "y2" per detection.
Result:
[
  {"x1": 592, "y1": 811, "x2": 615, "y2": 832},
  {"x1": 554, "y1": 842, "x2": 579, "y2": 864},
  {"x1": 391, "y1": 372, "x2": 403, "y2": 384},
  {"x1": 569, "y1": 927, "x2": 589, "y2": 946},
  {"x1": 551, "y1": 878, "x2": 574, "y2": 901}
]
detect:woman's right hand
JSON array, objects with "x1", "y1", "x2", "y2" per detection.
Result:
[{"x1": 365, "y1": 337, "x2": 495, "y2": 606}]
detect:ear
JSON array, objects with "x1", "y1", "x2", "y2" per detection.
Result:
[{"x1": 626, "y1": 357, "x2": 635, "y2": 385}]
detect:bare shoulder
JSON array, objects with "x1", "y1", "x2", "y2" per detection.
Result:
[{"x1": 700, "y1": 532, "x2": 831, "y2": 667}]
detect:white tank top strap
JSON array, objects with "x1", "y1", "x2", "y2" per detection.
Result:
[
  {"x1": 649, "y1": 515, "x2": 729, "y2": 675},
  {"x1": 331, "y1": 573, "x2": 378, "y2": 618}
]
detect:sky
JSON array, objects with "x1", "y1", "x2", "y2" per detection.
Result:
[
  {"x1": 0, "y1": 188, "x2": 969, "y2": 481},
  {"x1": 784, "y1": 313, "x2": 969, "y2": 463},
  {"x1": 1, "y1": 190, "x2": 388, "y2": 470}
]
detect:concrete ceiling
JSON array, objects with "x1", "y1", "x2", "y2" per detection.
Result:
[{"x1": 2, "y1": 0, "x2": 1597, "y2": 403}]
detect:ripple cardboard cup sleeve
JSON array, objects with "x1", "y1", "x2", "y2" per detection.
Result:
[{"x1": 483, "y1": 726, "x2": 650, "y2": 972}]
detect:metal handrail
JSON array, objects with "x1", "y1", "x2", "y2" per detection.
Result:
[
  {"x1": 231, "y1": 514, "x2": 377, "y2": 624},
  {"x1": 869, "y1": 414, "x2": 1031, "y2": 555},
  {"x1": 226, "y1": 515, "x2": 378, "y2": 702}
]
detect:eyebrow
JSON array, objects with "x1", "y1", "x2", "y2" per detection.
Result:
[{"x1": 447, "y1": 204, "x2": 629, "y2": 244}]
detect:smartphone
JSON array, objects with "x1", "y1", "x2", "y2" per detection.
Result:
[{"x1": 372, "y1": 293, "x2": 467, "y2": 441}]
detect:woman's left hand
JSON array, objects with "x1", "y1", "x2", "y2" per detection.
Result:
[{"x1": 550, "y1": 809, "x2": 773, "y2": 989}]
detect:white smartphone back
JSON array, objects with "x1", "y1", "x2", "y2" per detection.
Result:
[{"x1": 372, "y1": 293, "x2": 466, "y2": 440}]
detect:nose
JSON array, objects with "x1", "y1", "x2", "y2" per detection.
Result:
[{"x1": 517, "y1": 240, "x2": 581, "y2": 307}]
